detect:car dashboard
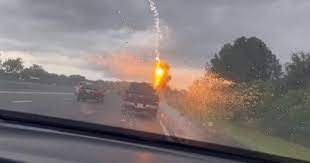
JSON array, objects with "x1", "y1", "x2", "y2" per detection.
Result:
[
  {"x1": 0, "y1": 123, "x2": 240, "y2": 163},
  {"x1": 0, "y1": 109, "x2": 301, "y2": 163}
]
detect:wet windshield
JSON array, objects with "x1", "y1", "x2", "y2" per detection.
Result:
[
  {"x1": 82, "y1": 84, "x2": 97, "y2": 90},
  {"x1": 128, "y1": 83, "x2": 155, "y2": 95},
  {"x1": 0, "y1": 0, "x2": 309, "y2": 161}
]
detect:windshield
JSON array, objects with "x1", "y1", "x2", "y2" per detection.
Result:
[
  {"x1": 82, "y1": 84, "x2": 97, "y2": 90},
  {"x1": 0, "y1": 0, "x2": 309, "y2": 161},
  {"x1": 128, "y1": 83, "x2": 155, "y2": 95}
]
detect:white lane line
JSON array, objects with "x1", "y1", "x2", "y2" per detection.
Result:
[
  {"x1": 11, "y1": 100, "x2": 33, "y2": 103},
  {"x1": 0, "y1": 91, "x2": 73, "y2": 95},
  {"x1": 63, "y1": 98, "x2": 73, "y2": 101},
  {"x1": 159, "y1": 119, "x2": 170, "y2": 137}
]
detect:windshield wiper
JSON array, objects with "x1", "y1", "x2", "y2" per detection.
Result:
[{"x1": 0, "y1": 109, "x2": 305, "y2": 163}]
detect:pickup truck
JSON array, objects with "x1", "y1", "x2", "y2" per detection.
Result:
[{"x1": 121, "y1": 82, "x2": 159, "y2": 118}]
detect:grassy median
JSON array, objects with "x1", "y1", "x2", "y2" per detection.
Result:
[{"x1": 223, "y1": 122, "x2": 310, "y2": 161}]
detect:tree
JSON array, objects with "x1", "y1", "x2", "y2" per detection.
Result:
[
  {"x1": 0, "y1": 58, "x2": 3, "y2": 73},
  {"x1": 21, "y1": 64, "x2": 47, "y2": 80},
  {"x1": 210, "y1": 37, "x2": 282, "y2": 82},
  {"x1": 0, "y1": 52, "x2": 2, "y2": 71},
  {"x1": 2, "y1": 58, "x2": 24, "y2": 74},
  {"x1": 285, "y1": 52, "x2": 310, "y2": 88}
]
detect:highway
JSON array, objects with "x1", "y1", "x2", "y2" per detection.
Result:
[
  {"x1": 0, "y1": 84, "x2": 241, "y2": 150},
  {"x1": 0, "y1": 90, "x2": 166, "y2": 135},
  {"x1": 0, "y1": 89, "x2": 239, "y2": 163}
]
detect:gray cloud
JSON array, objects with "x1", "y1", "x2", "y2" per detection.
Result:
[
  {"x1": 0, "y1": 0, "x2": 152, "y2": 52},
  {"x1": 1, "y1": 0, "x2": 310, "y2": 81},
  {"x1": 157, "y1": 0, "x2": 310, "y2": 66}
]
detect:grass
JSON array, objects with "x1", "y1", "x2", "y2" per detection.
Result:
[
  {"x1": 223, "y1": 122, "x2": 310, "y2": 161},
  {"x1": 166, "y1": 103, "x2": 310, "y2": 161}
]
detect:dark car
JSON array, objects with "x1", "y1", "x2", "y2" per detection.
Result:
[
  {"x1": 121, "y1": 83, "x2": 159, "y2": 117},
  {"x1": 74, "y1": 82, "x2": 91, "y2": 95},
  {"x1": 76, "y1": 84, "x2": 104, "y2": 102}
]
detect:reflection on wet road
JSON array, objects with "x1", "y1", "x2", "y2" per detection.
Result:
[
  {"x1": 0, "y1": 90, "x2": 164, "y2": 135},
  {"x1": 0, "y1": 89, "x2": 242, "y2": 150}
]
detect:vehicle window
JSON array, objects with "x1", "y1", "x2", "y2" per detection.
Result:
[
  {"x1": 0, "y1": 0, "x2": 309, "y2": 161},
  {"x1": 83, "y1": 84, "x2": 97, "y2": 90},
  {"x1": 128, "y1": 83, "x2": 155, "y2": 95}
]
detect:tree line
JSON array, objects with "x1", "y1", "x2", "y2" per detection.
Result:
[
  {"x1": 165, "y1": 36, "x2": 310, "y2": 147},
  {"x1": 0, "y1": 58, "x2": 89, "y2": 86},
  {"x1": 210, "y1": 36, "x2": 310, "y2": 89},
  {"x1": 210, "y1": 37, "x2": 309, "y2": 146}
]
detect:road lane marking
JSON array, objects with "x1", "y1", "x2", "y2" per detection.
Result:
[
  {"x1": 63, "y1": 98, "x2": 73, "y2": 101},
  {"x1": 159, "y1": 119, "x2": 170, "y2": 136},
  {"x1": 11, "y1": 100, "x2": 33, "y2": 103},
  {"x1": 0, "y1": 91, "x2": 73, "y2": 95}
]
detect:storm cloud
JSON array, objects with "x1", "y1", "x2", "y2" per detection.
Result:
[{"x1": 0, "y1": 0, "x2": 310, "y2": 87}]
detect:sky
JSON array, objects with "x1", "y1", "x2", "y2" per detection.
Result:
[{"x1": 0, "y1": 0, "x2": 310, "y2": 88}]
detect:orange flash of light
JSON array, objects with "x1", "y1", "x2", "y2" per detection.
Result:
[{"x1": 153, "y1": 58, "x2": 169, "y2": 89}]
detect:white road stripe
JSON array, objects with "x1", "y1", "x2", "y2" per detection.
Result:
[
  {"x1": 159, "y1": 119, "x2": 170, "y2": 136},
  {"x1": 0, "y1": 91, "x2": 73, "y2": 95},
  {"x1": 63, "y1": 98, "x2": 73, "y2": 101},
  {"x1": 11, "y1": 100, "x2": 33, "y2": 103}
]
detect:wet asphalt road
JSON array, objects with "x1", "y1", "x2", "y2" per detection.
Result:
[
  {"x1": 0, "y1": 90, "x2": 164, "y2": 135},
  {"x1": 0, "y1": 90, "x2": 237, "y2": 163}
]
